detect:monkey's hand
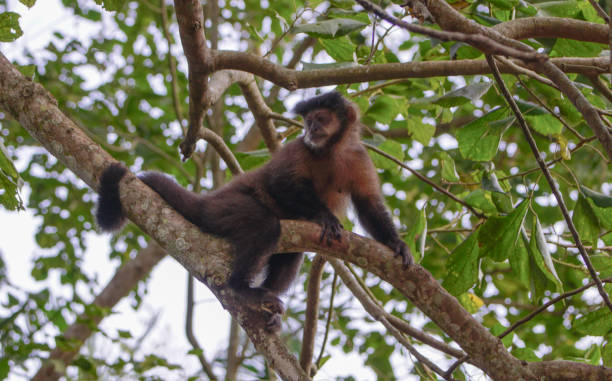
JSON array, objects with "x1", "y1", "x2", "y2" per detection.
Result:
[
  {"x1": 315, "y1": 212, "x2": 343, "y2": 246},
  {"x1": 391, "y1": 240, "x2": 413, "y2": 268}
]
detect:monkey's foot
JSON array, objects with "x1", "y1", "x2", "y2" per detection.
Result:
[
  {"x1": 239, "y1": 287, "x2": 285, "y2": 315},
  {"x1": 265, "y1": 313, "x2": 282, "y2": 332},
  {"x1": 259, "y1": 292, "x2": 285, "y2": 315}
]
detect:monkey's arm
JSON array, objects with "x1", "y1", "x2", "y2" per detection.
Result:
[
  {"x1": 350, "y1": 153, "x2": 413, "y2": 267},
  {"x1": 266, "y1": 174, "x2": 342, "y2": 245}
]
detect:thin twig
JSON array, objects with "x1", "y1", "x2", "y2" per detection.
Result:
[
  {"x1": 586, "y1": 0, "x2": 610, "y2": 22},
  {"x1": 364, "y1": 142, "x2": 485, "y2": 218},
  {"x1": 495, "y1": 56, "x2": 557, "y2": 89},
  {"x1": 486, "y1": 54, "x2": 612, "y2": 315},
  {"x1": 186, "y1": 275, "x2": 218, "y2": 380},
  {"x1": 315, "y1": 271, "x2": 338, "y2": 368},
  {"x1": 516, "y1": 77, "x2": 585, "y2": 140},
  {"x1": 499, "y1": 277, "x2": 612, "y2": 338},
  {"x1": 330, "y1": 260, "x2": 458, "y2": 381},
  {"x1": 300, "y1": 255, "x2": 326, "y2": 375},
  {"x1": 588, "y1": 75, "x2": 612, "y2": 103},
  {"x1": 160, "y1": 0, "x2": 186, "y2": 133},
  {"x1": 354, "y1": 0, "x2": 545, "y2": 62}
]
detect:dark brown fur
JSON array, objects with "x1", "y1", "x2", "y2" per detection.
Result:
[{"x1": 96, "y1": 91, "x2": 411, "y2": 331}]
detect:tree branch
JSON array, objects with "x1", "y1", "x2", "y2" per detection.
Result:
[
  {"x1": 32, "y1": 244, "x2": 166, "y2": 381},
  {"x1": 213, "y1": 51, "x2": 608, "y2": 89},
  {"x1": 422, "y1": 0, "x2": 612, "y2": 160},
  {"x1": 173, "y1": 0, "x2": 214, "y2": 159},
  {"x1": 299, "y1": 255, "x2": 326, "y2": 375},
  {"x1": 329, "y1": 259, "x2": 457, "y2": 380},
  {"x1": 186, "y1": 274, "x2": 218, "y2": 380},
  {"x1": 355, "y1": 0, "x2": 545, "y2": 62},
  {"x1": 485, "y1": 54, "x2": 612, "y2": 314}
]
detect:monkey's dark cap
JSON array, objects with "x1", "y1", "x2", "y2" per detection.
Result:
[{"x1": 293, "y1": 91, "x2": 348, "y2": 117}]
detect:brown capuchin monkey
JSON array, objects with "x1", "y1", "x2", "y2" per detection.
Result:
[{"x1": 96, "y1": 91, "x2": 412, "y2": 331}]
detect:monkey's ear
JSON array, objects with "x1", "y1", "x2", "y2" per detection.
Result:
[{"x1": 345, "y1": 104, "x2": 359, "y2": 124}]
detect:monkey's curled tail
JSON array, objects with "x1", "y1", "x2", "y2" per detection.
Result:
[{"x1": 96, "y1": 163, "x2": 128, "y2": 231}]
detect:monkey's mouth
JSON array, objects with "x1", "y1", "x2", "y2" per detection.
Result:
[{"x1": 308, "y1": 132, "x2": 327, "y2": 141}]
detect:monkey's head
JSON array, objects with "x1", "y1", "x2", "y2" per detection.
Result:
[{"x1": 294, "y1": 91, "x2": 359, "y2": 155}]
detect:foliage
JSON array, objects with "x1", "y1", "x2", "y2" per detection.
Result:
[{"x1": 0, "y1": 0, "x2": 611, "y2": 380}]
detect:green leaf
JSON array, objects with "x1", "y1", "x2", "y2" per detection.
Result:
[
  {"x1": 581, "y1": 186, "x2": 612, "y2": 208},
  {"x1": 418, "y1": 208, "x2": 427, "y2": 259},
  {"x1": 572, "y1": 194, "x2": 600, "y2": 246},
  {"x1": 436, "y1": 152, "x2": 459, "y2": 182},
  {"x1": 293, "y1": 18, "x2": 367, "y2": 38},
  {"x1": 512, "y1": 347, "x2": 540, "y2": 362},
  {"x1": 0, "y1": 139, "x2": 24, "y2": 211},
  {"x1": 574, "y1": 308, "x2": 612, "y2": 336},
  {"x1": 458, "y1": 292, "x2": 484, "y2": 314},
  {"x1": 234, "y1": 149, "x2": 270, "y2": 171},
  {"x1": 591, "y1": 255, "x2": 612, "y2": 278},
  {"x1": 319, "y1": 36, "x2": 355, "y2": 62},
  {"x1": 369, "y1": 139, "x2": 404, "y2": 171},
  {"x1": 491, "y1": 192, "x2": 513, "y2": 214},
  {"x1": 527, "y1": 224, "x2": 562, "y2": 296},
  {"x1": 406, "y1": 117, "x2": 435, "y2": 146},
  {"x1": 0, "y1": 357, "x2": 8, "y2": 380},
  {"x1": 442, "y1": 229, "x2": 480, "y2": 296},
  {"x1": 525, "y1": 114, "x2": 563, "y2": 136},
  {"x1": 457, "y1": 107, "x2": 511, "y2": 161},
  {"x1": 593, "y1": 204, "x2": 612, "y2": 230},
  {"x1": 19, "y1": 0, "x2": 36, "y2": 7},
  {"x1": 603, "y1": 342, "x2": 612, "y2": 367},
  {"x1": 117, "y1": 329, "x2": 132, "y2": 338},
  {"x1": 433, "y1": 82, "x2": 492, "y2": 107},
  {"x1": 16, "y1": 63, "x2": 36, "y2": 79},
  {"x1": 551, "y1": 38, "x2": 603, "y2": 58},
  {"x1": 482, "y1": 171, "x2": 505, "y2": 193},
  {"x1": 366, "y1": 95, "x2": 404, "y2": 125},
  {"x1": 478, "y1": 200, "x2": 529, "y2": 261},
  {"x1": 0, "y1": 12, "x2": 23, "y2": 42},
  {"x1": 405, "y1": 206, "x2": 426, "y2": 263},
  {"x1": 93, "y1": 0, "x2": 125, "y2": 11},
  {"x1": 73, "y1": 356, "x2": 96, "y2": 374},
  {"x1": 533, "y1": 217, "x2": 562, "y2": 287},
  {"x1": 509, "y1": 230, "x2": 530, "y2": 288},
  {"x1": 187, "y1": 348, "x2": 204, "y2": 356},
  {"x1": 534, "y1": 0, "x2": 580, "y2": 17},
  {"x1": 464, "y1": 190, "x2": 497, "y2": 215}
]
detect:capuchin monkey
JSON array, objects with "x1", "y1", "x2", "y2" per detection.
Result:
[{"x1": 96, "y1": 91, "x2": 412, "y2": 331}]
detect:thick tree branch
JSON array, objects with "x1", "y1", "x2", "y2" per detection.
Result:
[
  {"x1": 174, "y1": 0, "x2": 214, "y2": 159},
  {"x1": 213, "y1": 51, "x2": 608, "y2": 89},
  {"x1": 492, "y1": 17, "x2": 608, "y2": 43},
  {"x1": 528, "y1": 361, "x2": 612, "y2": 381},
  {"x1": 239, "y1": 76, "x2": 282, "y2": 153}
]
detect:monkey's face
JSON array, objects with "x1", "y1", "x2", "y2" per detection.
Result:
[{"x1": 303, "y1": 108, "x2": 342, "y2": 151}]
